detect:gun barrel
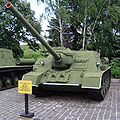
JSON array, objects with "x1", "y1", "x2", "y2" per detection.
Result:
[
  {"x1": 6, "y1": 2, "x2": 60, "y2": 61},
  {"x1": 16, "y1": 59, "x2": 35, "y2": 65}
]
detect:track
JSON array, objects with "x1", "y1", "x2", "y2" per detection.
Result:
[
  {"x1": 87, "y1": 67, "x2": 111, "y2": 101},
  {"x1": 0, "y1": 65, "x2": 33, "y2": 91}
]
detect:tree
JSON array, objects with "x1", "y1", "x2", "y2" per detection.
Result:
[
  {"x1": 61, "y1": 0, "x2": 120, "y2": 58},
  {"x1": 0, "y1": 0, "x2": 41, "y2": 58},
  {"x1": 38, "y1": 0, "x2": 70, "y2": 47},
  {"x1": 38, "y1": 0, "x2": 120, "y2": 58},
  {"x1": 88, "y1": 0, "x2": 120, "y2": 59}
]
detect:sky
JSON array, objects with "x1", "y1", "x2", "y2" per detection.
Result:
[
  {"x1": 26, "y1": 0, "x2": 49, "y2": 35},
  {"x1": 20, "y1": 0, "x2": 48, "y2": 45},
  {"x1": 27, "y1": 0, "x2": 44, "y2": 19}
]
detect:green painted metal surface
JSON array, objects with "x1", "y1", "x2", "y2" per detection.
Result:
[
  {"x1": 24, "y1": 50, "x2": 107, "y2": 89},
  {"x1": 0, "y1": 48, "x2": 16, "y2": 66}
]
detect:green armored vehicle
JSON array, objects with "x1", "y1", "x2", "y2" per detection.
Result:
[
  {"x1": 6, "y1": 2, "x2": 111, "y2": 100},
  {"x1": 0, "y1": 48, "x2": 35, "y2": 90}
]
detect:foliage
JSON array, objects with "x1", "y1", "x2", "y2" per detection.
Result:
[
  {"x1": 38, "y1": 0, "x2": 120, "y2": 59},
  {"x1": 109, "y1": 59, "x2": 120, "y2": 78},
  {"x1": 0, "y1": 0, "x2": 41, "y2": 58},
  {"x1": 87, "y1": 0, "x2": 120, "y2": 59},
  {"x1": 21, "y1": 45, "x2": 47, "y2": 60}
]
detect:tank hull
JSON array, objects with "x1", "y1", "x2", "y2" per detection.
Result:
[
  {"x1": 31, "y1": 67, "x2": 110, "y2": 88},
  {"x1": 23, "y1": 50, "x2": 111, "y2": 100},
  {"x1": 0, "y1": 48, "x2": 34, "y2": 90},
  {"x1": 31, "y1": 67, "x2": 111, "y2": 101}
]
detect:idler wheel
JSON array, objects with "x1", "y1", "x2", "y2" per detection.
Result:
[
  {"x1": 14, "y1": 75, "x2": 19, "y2": 86},
  {"x1": 0, "y1": 80, "x2": 3, "y2": 88},
  {"x1": 5, "y1": 77, "x2": 12, "y2": 87},
  {"x1": 100, "y1": 76, "x2": 110, "y2": 98}
]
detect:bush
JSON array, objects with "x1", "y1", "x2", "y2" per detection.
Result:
[
  {"x1": 22, "y1": 52, "x2": 45, "y2": 61},
  {"x1": 109, "y1": 59, "x2": 120, "y2": 79},
  {"x1": 20, "y1": 45, "x2": 47, "y2": 60}
]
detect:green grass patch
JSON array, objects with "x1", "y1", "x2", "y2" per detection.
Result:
[{"x1": 20, "y1": 45, "x2": 47, "y2": 60}]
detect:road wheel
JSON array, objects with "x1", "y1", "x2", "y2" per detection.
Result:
[
  {"x1": 5, "y1": 77, "x2": 12, "y2": 87},
  {"x1": 0, "y1": 79, "x2": 3, "y2": 88},
  {"x1": 14, "y1": 75, "x2": 19, "y2": 86}
]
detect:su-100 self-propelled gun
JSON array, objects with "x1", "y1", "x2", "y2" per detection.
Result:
[{"x1": 6, "y1": 2, "x2": 111, "y2": 100}]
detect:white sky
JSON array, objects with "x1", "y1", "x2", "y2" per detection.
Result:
[
  {"x1": 26, "y1": 0, "x2": 49, "y2": 35},
  {"x1": 20, "y1": 0, "x2": 49, "y2": 45},
  {"x1": 26, "y1": 0, "x2": 44, "y2": 19}
]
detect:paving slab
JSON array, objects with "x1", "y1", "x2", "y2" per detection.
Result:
[{"x1": 0, "y1": 79, "x2": 120, "y2": 120}]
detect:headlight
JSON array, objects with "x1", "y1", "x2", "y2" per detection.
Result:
[
  {"x1": 96, "y1": 61, "x2": 100, "y2": 66},
  {"x1": 40, "y1": 61, "x2": 44, "y2": 65}
]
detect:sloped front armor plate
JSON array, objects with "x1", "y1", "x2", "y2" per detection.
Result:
[{"x1": 45, "y1": 70, "x2": 70, "y2": 83}]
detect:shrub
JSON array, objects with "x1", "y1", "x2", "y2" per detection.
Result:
[
  {"x1": 20, "y1": 45, "x2": 47, "y2": 60},
  {"x1": 109, "y1": 59, "x2": 120, "y2": 79}
]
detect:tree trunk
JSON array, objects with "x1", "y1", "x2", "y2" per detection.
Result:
[
  {"x1": 82, "y1": 0, "x2": 87, "y2": 50},
  {"x1": 57, "y1": 0, "x2": 64, "y2": 47},
  {"x1": 91, "y1": 1, "x2": 105, "y2": 35},
  {"x1": 58, "y1": 17, "x2": 64, "y2": 47}
]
